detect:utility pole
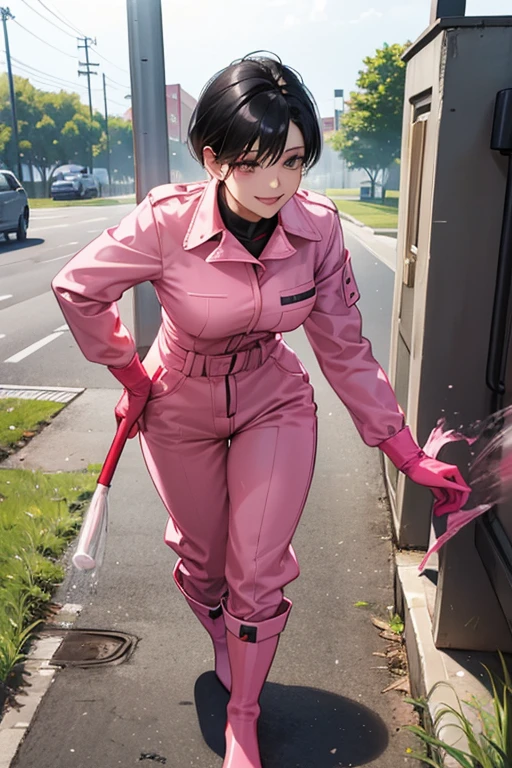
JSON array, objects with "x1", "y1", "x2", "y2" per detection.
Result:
[
  {"x1": 78, "y1": 37, "x2": 99, "y2": 173},
  {"x1": 126, "y1": 0, "x2": 170, "y2": 356},
  {"x1": 102, "y1": 73, "x2": 112, "y2": 189},
  {"x1": 1, "y1": 7, "x2": 22, "y2": 181}
]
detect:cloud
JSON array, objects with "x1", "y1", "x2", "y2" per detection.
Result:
[
  {"x1": 310, "y1": 0, "x2": 327, "y2": 22},
  {"x1": 283, "y1": 13, "x2": 302, "y2": 27},
  {"x1": 350, "y1": 8, "x2": 384, "y2": 24},
  {"x1": 265, "y1": 0, "x2": 292, "y2": 5}
]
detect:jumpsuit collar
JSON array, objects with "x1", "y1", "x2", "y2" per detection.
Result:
[{"x1": 182, "y1": 177, "x2": 322, "y2": 264}]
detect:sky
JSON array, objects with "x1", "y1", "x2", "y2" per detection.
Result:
[{"x1": 2, "y1": 0, "x2": 511, "y2": 120}]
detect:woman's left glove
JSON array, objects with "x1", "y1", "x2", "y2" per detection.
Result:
[
  {"x1": 108, "y1": 354, "x2": 152, "y2": 438},
  {"x1": 379, "y1": 426, "x2": 471, "y2": 516}
]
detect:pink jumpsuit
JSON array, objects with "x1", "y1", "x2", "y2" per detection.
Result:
[{"x1": 52, "y1": 178, "x2": 404, "y2": 623}]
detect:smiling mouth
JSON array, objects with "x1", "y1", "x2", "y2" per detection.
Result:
[{"x1": 255, "y1": 195, "x2": 283, "y2": 205}]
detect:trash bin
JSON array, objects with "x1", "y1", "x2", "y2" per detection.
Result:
[{"x1": 360, "y1": 182, "x2": 372, "y2": 201}]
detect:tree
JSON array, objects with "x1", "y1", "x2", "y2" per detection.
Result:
[
  {"x1": 0, "y1": 75, "x2": 102, "y2": 193},
  {"x1": 95, "y1": 116, "x2": 134, "y2": 181},
  {"x1": 330, "y1": 42, "x2": 408, "y2": 198},
  {"x1": 0, "y1": 123, "x2": 10, "y2": 158}
]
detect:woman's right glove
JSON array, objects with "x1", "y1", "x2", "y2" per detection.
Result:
[
  {"x1": 379, "y1": 426, "x2": 471, "y2": 516},
  {"x1": 108, "y1": 354, "x2": 152, "y2": 438}
]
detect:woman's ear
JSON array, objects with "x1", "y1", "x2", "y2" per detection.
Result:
[{"x1": 203, "y1": 146, "x2": 227, "y2": 181}]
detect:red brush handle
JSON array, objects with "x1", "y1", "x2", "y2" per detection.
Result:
[{"x1": 97, "y1": 417, "x2": 134, "y2": 487}]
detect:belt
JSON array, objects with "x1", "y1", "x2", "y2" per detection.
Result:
[{"x1": 166, "y1": 337, "x2": 278, "y2": 378}]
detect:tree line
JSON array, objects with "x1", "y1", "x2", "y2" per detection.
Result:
[
  {"x1": 0, "y1": 74, "x2": 134, "y2": 191},
  {"x1": 1, "y1": 42, "x2": 408, "y2": 199},
  {"x1": 331, "y1": 42, "x2": 408, "y2": 198}
]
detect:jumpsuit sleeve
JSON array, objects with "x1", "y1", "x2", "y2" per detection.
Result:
[
  {"x1": 51, "y1": 195, "x2": 162, "y2": 367},
  {"x1": 303, "y1": 208, "x2": 405, "y2": 447}
]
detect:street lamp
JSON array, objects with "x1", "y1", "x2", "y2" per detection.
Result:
[{"x1": 334, "y1": 89, "x2": 346, "y2": 188}]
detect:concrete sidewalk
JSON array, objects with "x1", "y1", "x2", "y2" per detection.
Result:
[
  {"x1": 340, "y1": 216, "x2": 397, "y2": 273},
  {"x1": 0, "y1": 329, "x2": 422, "y2": 768},
  {"x1": 0, "y1": 232, "x2": 501, "y2": 767}
]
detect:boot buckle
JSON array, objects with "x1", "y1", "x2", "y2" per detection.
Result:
[{"x1": 239, "y1": 625, "x2": 257, "y2": 643}]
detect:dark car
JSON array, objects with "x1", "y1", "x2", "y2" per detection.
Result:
[
  {"x1": 0, "y1": 170, "x2": 29, "y2": 242},
  {"x1": 50, "y1": 165, "x2": 99, "y2": 201}
]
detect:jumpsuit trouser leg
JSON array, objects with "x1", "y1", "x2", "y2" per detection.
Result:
[{"x1": 140, "y1": 341, "x2": 317, "y2": 762}]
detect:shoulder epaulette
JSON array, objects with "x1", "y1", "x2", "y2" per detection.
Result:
[{"x1": 148, "y1": 181, "x2": 206, "y2": 206}]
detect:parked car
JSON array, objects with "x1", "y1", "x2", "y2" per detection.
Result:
[
  {"x1": 0, "y1": 170, "x2": 29, "y2": 242},
  {"x1": 50, "y1": 166, "x2": 99, "y2": 200}
]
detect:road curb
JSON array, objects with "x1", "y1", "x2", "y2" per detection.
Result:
[
  {"x1": 0, "y1": 604, "x2": 82, "y2": 768},
  {"x1": 338, "y1": 209, "x2": 366, "y2": 228},
  {"x1": 338, "y1": 211, "x2": 398, "y2": 241},
  {"x1": 0, "y1": 385, "x2": 84, "y2": 404},
  {"x1": 395, "y1": 551, "x2": 491, "y2": 768}
]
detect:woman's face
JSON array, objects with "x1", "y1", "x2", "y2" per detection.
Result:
[{"x1": 205, "y1": 121, "x2": 306, "y2": 222}]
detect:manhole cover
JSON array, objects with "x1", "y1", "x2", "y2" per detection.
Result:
[{"x1": 50, "y1": 629, "x2": 136, "y2": 667}]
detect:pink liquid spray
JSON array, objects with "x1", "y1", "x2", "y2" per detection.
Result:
[{"x1": 420, "y1": 407, "x2": 512, "y2": 571}]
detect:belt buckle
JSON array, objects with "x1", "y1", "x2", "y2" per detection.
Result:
[{"x1": 207, "y1": 355, "x2": 231, "y2": 377}]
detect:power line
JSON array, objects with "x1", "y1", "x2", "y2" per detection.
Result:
[
  {"x1": 1, "y1": 60, "x2": 129, "y2": 114},
  {"x1": 108, "y1": 98, "x2": 131, "y2": 110},
  {"x1": 105, "y1": 74, "x2": 130, "y2": 91},
  {"x1": 19, "y1": 0, "x2": 76, "y2": 38},
  {"x1": 9, "y1": 55, "x2": 101, "y2": 92},
  {"x1": 35, "y1": 0, "x2": 87, "y2": 37},
  {"x1": 23, "y1": 0, "x2": 129, "y2": 86},
  {"x1": 90, "y1": 46, "x2": 129, "y2": 76},
  {"x1": 12, "y1": 18, "x2": 76, "y2": 58},
  {"x1": 10, "y1": 67, "x2": 81, "y2": 93}
]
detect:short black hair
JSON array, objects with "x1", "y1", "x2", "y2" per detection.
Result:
[{"x1": 188, "y1": 52, "x2": 322, "y2": 172}]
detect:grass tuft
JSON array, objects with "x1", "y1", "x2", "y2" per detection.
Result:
[
  {"x1": 0, "y1": 398, "x2": 65, "y2": 457},
  {"x1": 0, "y1": 468, "x2": 97, "y2": 685}
]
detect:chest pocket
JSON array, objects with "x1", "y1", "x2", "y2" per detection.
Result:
[{"x1": 269, "y1": 281, "x2": 317, "y2": 332}]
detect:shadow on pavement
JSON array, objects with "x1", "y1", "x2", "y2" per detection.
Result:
[
  {"x1": 195, "y1": 672, "x2": 389, "y2": 767},
  {"x1": 0, "y1": 237, "x2": 45, "y2": 250}
]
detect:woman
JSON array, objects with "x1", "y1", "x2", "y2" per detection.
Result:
[{"x1": 52, "y1": 54, "x2": 470, "y2": 768}]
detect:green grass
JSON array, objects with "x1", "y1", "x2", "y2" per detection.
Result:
[
  {"x1": 28, "y1": 196, "x2": 136, "y2": 209},
  {"x1": 325, "y1": 188, "x2": 359, "y2": 197},
  {"x1": 0, "y1": 467, "x2": 97, "y2": 686},
  {"x1": 0, "y1": 398, "x2": 65, "y2": 457},
  {"x1": 334, "y1": 198, "x2": 399, "y2": 229},
  {"x1": 326, "y1": 188, "x2": 400, "y2": 200},
  {"x1": 404, "y1": 652, "x2": 512, "y2": 767}
]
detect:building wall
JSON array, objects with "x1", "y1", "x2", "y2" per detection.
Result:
[{"x1": 165, "y1": 84, "x2": 197, "y2": 144}]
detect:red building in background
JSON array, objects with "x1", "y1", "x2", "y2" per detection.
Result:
[
  {"x1": 124, "y1": 83, "x2": 203, "y2": 182},
  {"x1": 124, "y1": 83, "x2": 197, "y2": 143},
  {"x1": 166, "y1": 84, "x2": 196, "y2": 143}
]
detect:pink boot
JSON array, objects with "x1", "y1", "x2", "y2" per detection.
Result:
[
  {"x1": 222, "y1": 597, "x2": 292, "y2": 768},
  {"x1": 173, "y1": 560, "x2": 231, "y2": 691}
]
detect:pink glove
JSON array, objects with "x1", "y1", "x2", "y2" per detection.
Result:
[
  {"x1": 379, "y1": 426, "x2": 471, "y2": 516},
  {"x1": 108, "y1": 354, "x2": 152, "y2": 439}
]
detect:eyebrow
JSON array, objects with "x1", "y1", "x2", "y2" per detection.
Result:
[{"x1": 243, "y1": 145, "x2": 305, "y2": 157}]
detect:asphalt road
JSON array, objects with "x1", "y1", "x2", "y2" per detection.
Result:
[
  {"x1": 1, "y1": 203, "x2": 418, "y2": 768},
  {"x1": 0, "y1": 205, "x2": 134, "y2": 389},
  {"x1": 0, "y1": 204, "x2": 394, "y2": 388}
]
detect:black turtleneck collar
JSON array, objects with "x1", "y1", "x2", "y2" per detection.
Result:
[{"x1": 217, "y1": 183, "x2": 278, "y2": 259}]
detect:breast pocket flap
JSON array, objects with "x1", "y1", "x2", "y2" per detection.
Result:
[{"x1": 280, "y1": 285, "x2": 316, "y2": 306}]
